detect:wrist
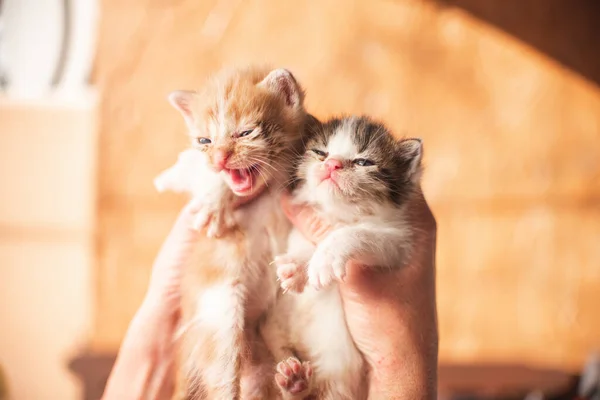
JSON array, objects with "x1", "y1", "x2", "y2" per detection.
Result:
[
  {"x1": 131, "y1": 298, "x2": 177, "y2": 353},
  {"x1": 367, "y1": 342, "x2": 437, "y2": 400},
  {"x1": 102, "y1": 303, "x2": 176, "y2": 400},
  {"x1": 367, "y1": 344, "x2": 403, "y2": 394},
  {"x1": 102, "y1": 322, "x2": 157, "y2": 400}
]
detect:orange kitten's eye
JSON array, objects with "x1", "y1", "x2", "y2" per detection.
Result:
[
  {"x1": 197, "y1": 137, "x2": 211, "y2": 144},
  {"x1": 239, "y1": 130, "x2": 253, "y2": 137}
]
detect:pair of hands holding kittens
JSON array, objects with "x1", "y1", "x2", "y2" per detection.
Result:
[{"x1": 103, "y1": 191, "x2": 438, "y2": 399}]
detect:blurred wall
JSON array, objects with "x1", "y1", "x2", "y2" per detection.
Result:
[
  {"x1": 92, "y1": 0, "x2": 600, "y2": 371},
  {"x1": 0, "y1": 99, "x2": 97, "y2": 399}
]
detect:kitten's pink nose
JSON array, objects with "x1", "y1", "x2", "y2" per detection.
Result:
[
  {"x1": 213, "y1": 149, "x2": 231, "y2": 171},
  {"x1": 325, "y1": 158, "x2": 343, "y2": 172}
]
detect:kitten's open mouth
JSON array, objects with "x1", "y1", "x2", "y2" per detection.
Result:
[{"x1": 225, "y1": 165, "x2": 261, "y2": 195}]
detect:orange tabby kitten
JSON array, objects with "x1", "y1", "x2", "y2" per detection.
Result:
[{"x1": 160, "y1": 66, "x2": 314, "y2": 399}]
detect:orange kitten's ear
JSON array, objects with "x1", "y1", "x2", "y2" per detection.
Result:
[
  {"x1": 397, "y1": 138, "x2": 423, "y2": 183},
  {"x1": 168, "y1": 90, "x2": 196, "y2": 128},
  {"x1": 258, "y1": 69, "x2": 304, "y2": 109}
]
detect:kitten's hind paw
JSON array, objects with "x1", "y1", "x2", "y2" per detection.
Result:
[
  {"x1": 274, "y1": 255, "x2": 307, "y2": 293},
  {"x1": 275, "y1": 357, "x2": 313, "y2": 398}
]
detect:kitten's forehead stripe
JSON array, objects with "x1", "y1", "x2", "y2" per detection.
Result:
[
  {"x1": 208, "y1": 119, "x2": 218, "y2": 139},
  {"x1": 217, "y1": 85, "x2": 227, "y2": 133},
  {"x1": 328, "y1": 125, "x2": 358, "y2": 159},
  {"x1": 201, "y1": 67, "x2": 288, "y2": 143}
]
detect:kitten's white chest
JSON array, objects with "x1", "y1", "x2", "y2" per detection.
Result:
[
  {"x1": 299, "y1": 288, "x2": 363, "y2": 380},
  {"x1": 237, "y1": 191, "x2": 291, "y2": 320}
]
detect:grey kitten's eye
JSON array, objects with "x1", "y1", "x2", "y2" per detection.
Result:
[
  {"x1": 239, "y1": 130, "x2": 253, "y2": 137},
  {"x1": 353, "y1": 158, "x2": 375, "y2": 167},
  {"x1": 311, "y1": 149, "x2": 328, "y2": 158},
  {"x1": 196, "y1": 137, "x2": 212, "y2": 144}
]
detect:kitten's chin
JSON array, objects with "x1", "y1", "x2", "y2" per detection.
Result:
[
  {"x1": 314, "y1": 179, "x2": 357, "y2": 206},
  {"x1": 312, "y1": 181, "x2": 340, "y2": 202},
  {"x1": 319, "y1": 176, "x2": 345, "y2": 196}
]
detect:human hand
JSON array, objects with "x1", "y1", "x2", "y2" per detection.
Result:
[
  {"x1": 102, "y1": 201, "x2": 201, "y2": 400},
  {"x1": 280, "y1": 192, "x2": 439, "y2": 399},
  {"x1": 140, "y1": 201, "x2": 203, "y2": 326}
]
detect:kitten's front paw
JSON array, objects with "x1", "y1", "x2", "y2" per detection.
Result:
[
  {"x1": 274, "y1": 255, "x2": 307, "y2": 293},
  {"x1": 207, "y1": 208, "x2": 236, "y2": 238},
  {"x1": 307, "y1": 246, "x2": 347, "y2": 289},
  {"x1": 275, "y1": 357, "x2": 313, "y2": 398},
  {"x1": 190, "y1": 199, "x2": 236, "y2": 238}
]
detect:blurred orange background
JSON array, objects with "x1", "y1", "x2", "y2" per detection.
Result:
[{"x1": 1, "y1": 0, "x2": 599, "y2": 399}]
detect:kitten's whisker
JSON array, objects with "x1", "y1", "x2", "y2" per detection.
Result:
[
  {"x1": 247, "y1": 157, "x2": 278, "y2": 182},
  {"x1": 247, "y1": 158, "x2": 273, "y2": 185},
  {"x1": 245, "y1": 153, "x2": 274, "y2": 167},
  {"x1": 248, "y1": 156, "x2": 276, "y2": 173}
]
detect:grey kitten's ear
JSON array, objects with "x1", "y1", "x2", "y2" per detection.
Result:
[
  {"x1": 397, "y1": 138, "x2": 423, "y2": 183},
  {"x1": 258, "y1": 69, "x2": 304, "y2": 109},
  {"x1": 168, "y1": 90, "x2": 197, "y2": 128}
]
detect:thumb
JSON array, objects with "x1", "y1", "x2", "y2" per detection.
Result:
[{"x1": 280, "y1": 193, "x2": 331, "y2": 244}]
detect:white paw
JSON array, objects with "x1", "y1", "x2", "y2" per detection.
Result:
[
  {"x1": 274, "y1": 254, "x2": 307, "y2": 293},
  {"x1": 307, "y1": 246, "x2": 348, "y2": 289},
  {"x1": 189, "y1": 199, "x2": 235, "y2": 238}
]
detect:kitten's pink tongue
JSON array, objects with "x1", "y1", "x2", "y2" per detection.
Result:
[{"x1": 228, "y1": 168, "x2": 253, "y2": 193}]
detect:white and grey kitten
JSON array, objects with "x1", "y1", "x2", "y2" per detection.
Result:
[{"x1": 261, "y1": 116, "x2": 424, "y2": 400}]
